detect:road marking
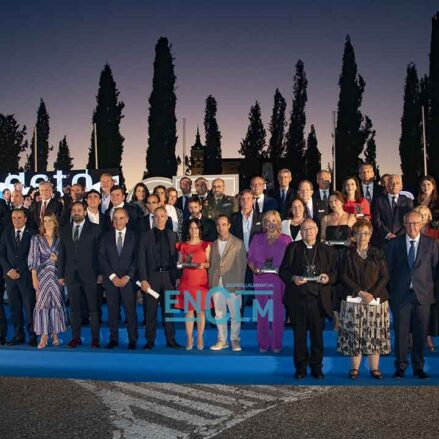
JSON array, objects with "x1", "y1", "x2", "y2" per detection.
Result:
[{"x1": 196, "y1": 384, "x2": 279, "y2": 401}]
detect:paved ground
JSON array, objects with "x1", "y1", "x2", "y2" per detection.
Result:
[{"x1": 0, "y1": 378, "x2": 438, "y2": 439}]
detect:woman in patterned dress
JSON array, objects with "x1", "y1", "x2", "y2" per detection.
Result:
[
  {"x1": 335, "y1": 219, "x2": 390, "y2": 379},
  {"x1": 28, "y1": 213, "x2": 68, "y2": 348}
]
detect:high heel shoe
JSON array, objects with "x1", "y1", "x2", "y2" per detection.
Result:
[
  {"x1": 38, "y1": 336, "x2": 48, "y2": 349},
  {"x1": 186, "y1": 340, "x2": 193, "y2": 351},
  {"x1": 197, "y1": 342, "x2": 204, "y2": 351},
  {"x1": 52, "y1": 334, "x2": 60, "y2": 347}
]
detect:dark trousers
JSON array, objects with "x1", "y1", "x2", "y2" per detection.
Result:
[
  {"x1": 106, "y1": 282, "x2": 138, "y2": 343},
  {"x1": 0, "y1": 275, "x2": 6, "y2": 339},
  {"x1": 393, "y1": 290, "x2": 430, "y2": 371},
  {"x1": 67, "y1": 271, "x2": 100, "y2": 340},
  {"x1": 289, "y1": 294, "x2": 325, "y2": 372},
  {"x1": 143, "y1": 272, "x2": 176, "y2": 344},
  {"x1": 6, "y1": 277, "x2": 35, "y2": 339}
]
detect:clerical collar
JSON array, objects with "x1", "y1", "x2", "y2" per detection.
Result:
[{"x1": 304, "y1": 242, "x2": 315, "y2": 249}]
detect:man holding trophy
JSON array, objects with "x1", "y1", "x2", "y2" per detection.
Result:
[{"x1": 279, "y1": 218, "x2": 337, "y2": 379}]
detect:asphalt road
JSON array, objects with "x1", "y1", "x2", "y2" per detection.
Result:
[{"x1": 0, "y1": 378, "x2": 438, "y2": 439}]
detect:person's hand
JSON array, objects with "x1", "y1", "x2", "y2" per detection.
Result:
[
  {"x1": 112, "y1": 276, "x2": 122, "y2": 287},
  {"x1": 49, "y1": 253, "x2": 58, "y2": 263},
  {"x1": 140, "y1": 280, "x2": 151, "y2": 293},
  {"x1": 318, "y1": 274, "x2": 329, "y2": 285},
  {"x1": 32, "y1": 277, "x2": 39, "y2": 292},
  {"x1": 293, "y1": 276, "x2": 307, "y2": 286},
  {"x1": 7, "y1": 269, "x2": 20, "y2": 280},
  {"x1": 359, "y1": 290, "x2": 374, "y2": 304},
  {"x1": 59, "y1": 278, "x2": 65, "y2": 286},
  {"x1": 386, "y1": 233, "x2": 397, "y2": 240},
  {"x1": 97, "y1": 275, "x2": 103, "y2": 284},
  {"x1": 197, "y1": 263, "x2": 205, "y2": 270},
  {"x1": 120, "y1": 276, "x2": 130, "y2": 287}
]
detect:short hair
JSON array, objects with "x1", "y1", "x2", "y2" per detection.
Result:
[
  {"x1": 86, "y1": 189, "x2": 101, "y2": 199},
  {"x1": 352, "y1": 218, "x2": 373, "y2": 235},
  {"x1": 239, "y1": 188, "x2": 254, "y2": 197},
  {"x1": 39, "y1": 181, "x2": 52, "y2": 189},
  {"x1": 146, "y1": 194, "x2": 160, "y2": 203},
  {"x1": 2, "y1": 188, "x2": 11, "y2": 195},
  {"x1": 113, "y1": 207, "x2": 128, "y2": 218},
  {"x1": 71, "y1": 201, "x2": 86, "y2": 210},
  {"x1": 187, "y1": 196, "x2": 201, "y2": 206},
  {"x1": 251, "y1": 175, "x2": 265, "y2": 185},
  {"x1": 278, "y1": 168, "x2": 292, "y2": 177},
  {"x1": 298, "y1": 180, "x2": 314, "y2": 190},
  {"x1": 39, "y1": 213, "x2": 59, "y2": 237},
  {"x1": 262, "y1": 210, "x2": 282, "y2": 233},
  {"x1": 180, "y1": 177, "x2": 192, "y2": 185},
  {"x1": 100, "y1": 172, "x2": 113, "y2": 180},
  {"x1": 300, "y1": 218, "x2": 318, "y2": 230},
  {"x1": 389, "y1": 174, "x2": 402, "y2": 182},
  {"x1": 404, "y1": 210, "x2": 423, "y2": 223},
  {"x1": 216, "y1": 214, "x2": 231, "y2": 225},
  {"x1": 195, "y1": 177, "x2": 208, "y2": 183},
  {"x1": 11, "y1": 207, "x2": 26, "y2": 217},
  {"x1": 154, "y1": 206, "x2": 167, "y2": 216},
  {"x1": 71, "y1": 182, "x2": 84, "y2": 190},
  {"x1": 317, "y1": 169, "x2": 331, "y2": 178},
  {"x1": 212, "y1": 178, "x2": 225, "y2": 185},
  {"x1": 110, "y1": 185, "x2": 125, "y2": 195}
]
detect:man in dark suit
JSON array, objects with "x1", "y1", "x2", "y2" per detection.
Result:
[
  {"x1": 251, "y1": 176, "x2": 278, "y2": 215},
  {"x1": 182, "y1": 197, "x2": 217, "y2": 242},
  {"x1": 59, "y1": 183, "x2": 85, "y2": 226},
  {"x1": 387, "y1": 210, "x2": 439, "y2": 379},
  {"x1": 312, "y1": 170, "x2": 332, "y2": 217},
  {"x1": 104, "y1": 185, "x2": 143, "y2": 233},
  {"x1": 270, "y1": 169, "x2": 296, "y2": 220},
  {"x1": 0, "y1": 197, "x2": 10, "y2": 344},
  {"x1": 31, "y1": 181, "x2": 63, "y2": 228},
  {"x1": 138, "y1": 207, "x2": 180, "y2": 350},
  {"x1": 58, "y1": 201, "x2": 102, "y2": 348},
  {"x1": 99, "y1": 207, "x2": 138, "y2": 350},
  {"x1": 144, "y1": 194, "x2": 173, "y2": 232},
  {"x1": 0, "y1": 208, "x2": 37, "y2": 346},
  {"x1": 358, "y1": 163, "x2": 385, "y2": 216},
  {"x1": 298, "y1": 180, "x2": 326, "y2": 227},
  {"x1": 372, "y1": 174, "x2": 414, "y2": 248},
  {"x1": 279, "y1": 218, "x2": 337, "y2": 379},
  {"x1": 175, "y1": 176, "x2": 193, "y2": 221},
  {"x1": 85, "y1": 189, "x2": 106, "y2": 231}
]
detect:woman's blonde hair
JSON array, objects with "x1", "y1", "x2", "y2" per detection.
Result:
[
  {"x1": 262, "y1": 210, "x2": 282, "y2": 233},
  {"x1": 413, "y1": 205, "x2": 432, "y2": 223}
]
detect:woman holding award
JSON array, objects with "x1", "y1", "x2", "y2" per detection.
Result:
[
  {"x1": 248, "y1": 211, "x2": 291, "y2": 353},
  {"x1": 175, "y1": 218, "x2": 211, "y2": 350},
  {"x1": 335, "y1": 219, "x2": 390, "y2": 379},
  {"x1": 342, "y1": 176, "x2": 371, "y2": 219}
]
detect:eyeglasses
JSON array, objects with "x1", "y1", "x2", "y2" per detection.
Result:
[
  {"x1": 302, "y1": 227, "x2": 317, "y2": 232},
  {"x1": 404, "y1": 222, "x2": 421, "y2": 226},
  {"x1": 354, "y1": 232, "x2": 371, "y2": 237}
]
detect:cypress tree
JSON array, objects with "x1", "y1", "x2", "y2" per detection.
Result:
[
  {"x1": 335, "y1": 35, "x2": 368, "y2": 188},
  {"x1": 304, "y1": 125, "x2": 321, "y2": 180},
  {"x1": 0, "y1": 114, "x2": 27, "y2": 172},
  {"x1": 429, "y1": 12, "x2": 439, "y2": 178},
  {"x1": 399, "y1": 63, "x2": 423, "y2": 189},
  {"x1": 54, "y1": 135, "x2": 74, "y2": 171},
  {"x1": 87, "y1": 64, "x2": 125, "y2": 180},
  {"x1": 203, "y1": 95, "x2": 222, "y2": 174},
  {"x1": 26, "y1": 99, "x2": 50, "y2": 171},
  {"x1": 285, "y1": 60, "x2": 308, "y2": 181},
  {"x1": 267, "y1": 88, "x2": 287, "y2": 164},
  {"x1": 363, "y1": 117, "x2": 380, "y2": 180},
  {"x1": 145, "y1": 37, "x2": 177, "y2": 178},
  {"x1": 239, "y1": 101, "x2": 266, "y2": 158}
]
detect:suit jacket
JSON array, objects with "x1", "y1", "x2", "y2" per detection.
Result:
[
  {"x1": 31, "y1": 197, "x2": 63, "y2": 226},
  {"x1": 270, "y1": 188, "x2": 296, "y2": 220},
  {"x1": 372, "y1": 194, "x2": 414, "y2": 247},
  {"x1": 279, "y1": 241, "x2": 337, "y2": 318},
  {"x1": 258, "y1": 195, "x2": 279, "y2": 213},
  {"x1": 182, "y1": 216, "x2": 217, "y2": 243},
  {"x1": 359, "y1": 182, "x2": 385, "y2": 204},
  {"x1": 386, "y1": 234, "x2": 439, "y2": 308},
  {"x1": 209, "y1": 234, "x2": 247, "y2": 293},
  {"x1": 137, "y1": 229, "x2": 178, "y2": 288},
  {"x1": 3, "y1": 207, "x2": 36, "y2": 232},
  {"x1": 143, "y1": 215, "x2": 173, "y2": 233},
  {"x1": 0, "y1": 199, "x2": 10, "y2": 234},
  {"x1": 311, "y1": 194, "x2": 330, "y2": 222},
  {"x1": 104, "y1": 202, "x2": 143, "y2": 233},
  {"x1": 99, "y1": 230, "x2": 137, "y2": 287},
  {"x1": 176, "y1": 195, "x2": 191, "y2": 221},
  {"x1": 230, "y1": 210, "x2": 262, "y2": 246},
  {"x1": 0, "y1": 227, "x2": 35, "y2": 279},
  {"x1": 58, "y1": 219, "x2": 102, "y2": 283}
]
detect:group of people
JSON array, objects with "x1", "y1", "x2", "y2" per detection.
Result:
[{"x1": 0, "y1": 164, "x2": 438, "y2": 381}]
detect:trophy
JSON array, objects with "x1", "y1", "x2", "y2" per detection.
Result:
[
  {"x1": 354, "y1": 204, "x2": 364, "y2": 218},
  {"x1": 257, "y1": 257, "x2": 278, "y2": 274},
  {"x1": 302, "y1": 263, "x2": 321, "y2": 282},
  {"x1": 177, "y1": 253, "x2": 199, "y2": 269},
  {"x1": 325, "y1": 239, "x2": 350, "y2": 247}
]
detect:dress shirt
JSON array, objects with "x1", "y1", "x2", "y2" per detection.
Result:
[
  {"x1": 254, "y1": 194, "x2": 264, "y2": 213},
  {"x1": 72, "y1": 219, "x2": 86, "y2": 240},
  {"x1": 362, "y1": 183, "x2": 373, "y2": 200},
  {"x1": 87, "y1": 208, "x2": 100, "y2": 225},
  {"x1": 110, "y1": 202, "x2": 124, "y2": 220},
  {"x1": 14, "y1": 226, "x2": 26, "y2": 243},
  {"x1": 101, "y1": 192, "x2": 111, "y2": 214},
  {"x1": 305, "y1": 199, "x2": 314, "y2": 218},
  {"x1": 406, "y1": 233, "x2": 421, "y2": 288},
  {"x1": 241, "y1": 210, "x2": 254, "y2": 252},
  {"x1": 109, "y1": 228, "x2": 128, "y2": 281},
  {"x1": 388, "y1": 193, "x2": 399, "y2": 207},
  {"x1": 148, "y1": 214, "x2": 154, "y2": 229},
  {"x1": 319, "y1": 189, "x2": 329, "y2": 201}
]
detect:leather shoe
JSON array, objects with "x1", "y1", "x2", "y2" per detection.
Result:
[
  {"x1": 7, "y1": 337, "x2": 25, "y2": 346},
  {"x1": 128, "y1": 341, "x2": 136, "y2": 350},
  {"x1": 68, "y1": 338, "x2": 83, "y2": 348},
  {"x1": 311, "y1": 370, "x2": 325, "y2": 379},
  {"x1": 294, "y1": 370, "x2": 307, "y2": 379},
  {"x1": 0, "y1": 337, "x2": 6, "y2": 346},
  {"x1": 143, "y1": 342, "x2": 155, "y2": 350},
  {"x1": 393, "y1": 369, "x2": 405, "y2": 378},
  {"x1": 413, "y1": 369, "x2": 429, "y2": 379},
  {"x1": 28, "y1": 336, "x2": 38, "y2": 347},
  {"x1": 91, "y1": 338, "x2": 100, "y2": 348},
  {"x1": 166, "y1": 341, "x2": 182, "y2": 349},
  {"x1": 105, "y1": 340, "x2": 119, "y2": 349}
]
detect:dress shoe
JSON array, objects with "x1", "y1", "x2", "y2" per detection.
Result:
[
  {"x1": 91, "y1": 338, "x2": 100, "y2": 348},
  {"x1": 0, "y1": 337, "x2": 6, "y2": 346},
  {"x1": 105, "y1": 340, "x2": 119, "y2": 349},
  {"x1": 413, "y1": 369, "x2": 429, "y2": 379},
  {"x1": 28, "y1": 336, "x2": 38, "y2": 347},
  {"x1": 166, "y1": 341, "x2": 182, "y2": 349},
  {"x1": 210, "y1": 341, "x2": 229, "y2": 351},
  {"x1": 294, "y1": 370, "x2": 307, "y2": 379},
  {"x1": 393, "y1": 369, "x2": 405, "y2": 378},
  {"x1": 143, "y1": 342, "x2": 155, "y2": 350},
  {"x1": 128, "y1": 341, "x2": 136, "y2": 350},
  {"x1": 370, "y1": 369, "x2": 384, "y2": 380},
  {"x1": 68, "y1": 338, "x2": 83, "y2": 348},
  {"x1": 7, "y1": 337, "x2": 25, "y2": 346},
  {"x1": 311, "y1": 370, "x2": 325, "y2": 379}
]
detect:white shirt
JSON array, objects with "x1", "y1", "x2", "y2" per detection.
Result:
[
  {"x1": 388, "y1": 193, "x2": 399, "y2": 207},
  {"x1": 148, "y1": 214, "x2": 154, "y2": 229},
  {"x1": 319, "y1": 189, "x2": 329, "y2": 201},
  {"x1": 362, "y1": 183, "x2": 373, "y2": 200},
  {"x1": 110, "y1": 228, "x2": 128, "y2": 281},
  {"x1": 110, "y1": 202, "x2": 124, "y2": 220},
  {"x1": 101, "y1": 192, "x2": 111, "y2": 214},
  {"x1": 165, "y1": 204, "x2": 179, "y2": 233},
  {"x1": 14, "y1": 226, "x2": 26, "y2": 242},
  {"x1": 406, "y1": 233, "x2": 421, "y2": 288},
  {"x1": 72, "y1": 219, "x2": 86, "y2": 240},
  {"x1": 254, "y1": 194, "x2": 264, "y2": 212},
  {"x1": 87, "y1": 208, "x2": 100, "y2": 225},
  {"x1": 218, "y1": 238, "x2": 228, "y2": 287},
  {"x1": 305, "y1": 199, "x2": 314, "y2": 218},
  {"x1": 241, "y1": 210, "x2": 254, "y2": 252}
]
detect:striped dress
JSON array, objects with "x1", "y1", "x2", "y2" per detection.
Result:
[{"x1": 28, "y1": 235, "x2": 68, "y2": 335}]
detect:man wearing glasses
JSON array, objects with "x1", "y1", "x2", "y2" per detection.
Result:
[
  {"x1": 279, "y1": 218, "x2": 337, "y2": 379},
  {"x1": 387, "y1": 210, "x2": 439, "y2": 379}
]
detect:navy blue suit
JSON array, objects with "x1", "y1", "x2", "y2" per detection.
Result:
[
  {"x1": 387, "y1": 234, "x2": 439, "y2": 372},
  {"x1": 0, "y1": 227, "x2": 36, "y2": 340},
  {"x1": 99, "y1": 230, "x2": 138, "y2": 343},
  {"x1": 104, "y1": 203, "x2": 144, "y2": 233},
  {"x1": 271, "y1": 188, "x2": 296, "y2": 220}
]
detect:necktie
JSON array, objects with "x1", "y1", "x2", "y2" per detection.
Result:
[
  {"x1": 307, "y1": 204, "x2": 312, "y2": 218},
  {"x1": 73, "y1": 225, "x2": 80, "y2": 242},
  {"x1": 281, "y1": 190, "x2": 286, "y2": 204},
  {"x1": 255, "y1": 197, "x2": 261, "y2": 215},
  {"x1": 323, "y1": 191, "x2": 328, "y2": 202},
  {"x1": 117, "y1": 231, "x2": 123, "y2": 256},
  {"x1": 408, "y1": 240, "x2": 416, "y2": 271},
  {"x1": 40, "y1": 201, "x2": 47, "y2": 219},
  {"x1": 15, "y1": 230, "x2": 21, "y2": 247},
  {"x1": 365, "y1": 186, "x2": 371, "y2": 202},
  {"x1": 391, "y1": 196, "x2": 397, "y2": 213}
]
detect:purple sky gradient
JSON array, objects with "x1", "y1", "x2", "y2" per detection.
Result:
[{"x1": 0, "y1": 0, "x2": 437, "y2": 188}]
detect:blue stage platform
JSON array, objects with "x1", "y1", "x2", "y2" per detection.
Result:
[{"x1": 0, "y1": 306, "x2": 438, "y2": 386}]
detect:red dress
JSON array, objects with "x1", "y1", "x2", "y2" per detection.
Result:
[
  {"x1": 344, "y1": 198, "x2": 371, "y2": 219},
  {"x1": 175, "y1": 241, "x2": 211, "y2": 311}
]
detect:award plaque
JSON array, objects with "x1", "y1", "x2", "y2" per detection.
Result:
[
  {"x1": 325, "y1": 240, "x2": 350, "y2": 247},
  {"x1": 257, "y1": 257, "x2": 278, "y2": 274},
  {"x1": 354, "y1": 205, "x2": 364, "y2": 217},
  {"x1": 302, "y1": 264, "x2": 321, "y2": 282},
  {"x1": 177, "y1": 253, "x2": 199, "y2": 269}
]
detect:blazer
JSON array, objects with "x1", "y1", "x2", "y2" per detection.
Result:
[
  {"x1": 311, "y1": 194, "x2": 329, "y2": 222},
  {"x1": 209, "y1": 234, "x2": 247, "y2": 294},
  {"x1": 176, "y1": 195, "x2": 191, "y2": 221},
  {"x1": 182, "y1": 216, "x2": 217, "y2": 243},
  {"x1": 137, "y1": 229, "x2": 179, "y2": 288},
  {"x1": 230, "y1": 210, "x2": 262, "y2": 246},
  {"x1": 0, "y1": 227, "x2": 35, "y2": 278},
  {"x1": 58, "y1": 219, "x2": 102, "y2": 283},
  {"x1": 31, "y1": 197, "x2": 64, "y2": 226},
  {"x1": 386, "y1": 234, "x2": 439, "y2": 308},
  {"x1": 359, "y1": 182, "x2": 385, "y2": 204},
  {"x1": 258, "y1": 195, "x2": 279, "y2": 213},
  {"x1": 270, "y1": 188, "x2": 296, "y2": 220},
  {"x1": 372, "y1": 194, "x2": 414, "y2": 247},
  {"x1": 279, "y1": 241, "x2": 337, "y2": 318},
  {"x1": 104, "y1": 202, "x2": 143, "y2": 233},
  {"x1": 99, "y1": 230, "x2": 137, "y2": 286}
]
